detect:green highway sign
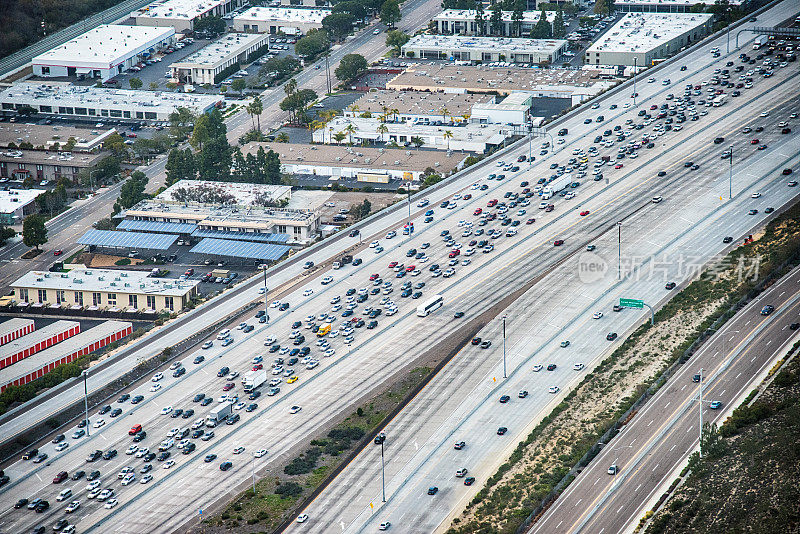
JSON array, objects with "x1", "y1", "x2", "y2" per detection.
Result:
[{"x1": 620, "y1": 298, "x2": 644, "y2": 309}]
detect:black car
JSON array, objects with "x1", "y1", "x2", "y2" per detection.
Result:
[
  {"x1": 201, "y1": 397, "x2": 213, "y2": 406},
  {"x1": 103, "y1": 449, "x2": 117, "y2": 460},
  {"x1": 464, "y1": 476, "x2": 476, "y2": 486},
  {"x1": 133, "y1": 431, "x2": 147, "y2": 442},
  {"x1": 52, "y1": 434, "x2": 66, "y2": 444},
  {"x1": 170, "y1": 409, "x2": 184, "y2": 418},
  {"x1": 547, "y1": 364, "x2": 557, "y2": 371},
  {"x1": 193, "y1": 393, "x2": 206, "y2": 403},
  {"x1": 117, "y1": 393, "x2": 130, "y2": 403},
  {"x1": 98, "y1": 405, "x2": 111, "y2": 415},
  {"x1": 143, "y1": 452, "x2": 156, "y2": 462},
  {"x1": 14, "y1": 498, "x2": 28, "y2": 509},
  {"x1": 217, "y1": 367, "x2": 229, "y2": 377},
  {"x1": 86, "y1": 450, "x2": 102, "y2": 462},
  {"x1": 194, "y1": 355, "x2": 205, "y2": 364},
  {"x1": 34, "y1": 500, "x2": 50, "y2": 513},
  {"x1": 269, "y1": 344, "x2": 281, "y2": 353},
  {"x1": 279, "y1": 303, "x2": 289, "y2": 311},
  {"x1": 182, "y1": 409, "x2": 195, "y2": 419},
  {"x1": 723, "y1": 236, "x2": 733, "y2": 243},
  {"x1": 173, "y1": 367, "x2": 186, "y2": 378},
  {"x1": 497, "y1": 427, "x2": 508, "y2": 435},
  {"x1": 158, "y1": 452, "x2": 171, "y2": 462},
  {"x1": 183, "y1": 442, "x2": 196, "y2": 454},
  {"x1": 374, "y1": 432, "x2": 386, "y2": 445},
  {"x1": 790, "y1": 323, "x2": 800, "y2": 331},
  {"x1": 427, "y1": 486, "x2": 439, "y2": 495},
  {"x1": 226, "y1": 413, "x2": 241, "y2": 425},
  {"x1": 606, "y1": 332, "x2": 618, "y2": 341},
  {"x1": 71, "y1": 470, "x2": 85, "y2": 480},
  {"x1": 249, "y1": 390, "x2": 262, "y2": 400},
  {"x1": 220, "y1": 461, "x2": 233, "y2": 471},
  {"x1": 53, "y1": 519, "x2": 68, "y2": 531},
  {"x1": 367, "y1": 320, "x2": 378, "y2": 329},
  {"x1": 192, "y1": 429, "x2": 205, "y2": 439},
  {"x1": 246, "y1": 403, "x2": 258, "y2": 412},
  {"x1": 692, "y1": 374, "x2": 701, "y2": 383},
  {"x1": 110, "y1": 408, "x2": 122, "y2": 418},
  {"x1": 499, "y1": 395, "x2": 510, "y2": 403},
  {"x1": 665, "y1": 282, "x2": 676, "y2": 290},
  {"x1": 346, "y1": 288, "x2": 356, "y2": 296},
  {"x1": 87, "y1": 470, "x2": 101, "y2": 481}
]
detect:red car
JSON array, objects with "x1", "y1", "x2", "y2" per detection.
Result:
[
  {"x1": 473, "y1": 208, "x2": 483, "y2": 216},
  {"x1": 52, "y1": 471, "x2": 68, "y2": 484},
  {"x1": 53, "y1": 249, "x2": 63, "y2": 256},
  {"x1": 369, "y1": 273, "x2": 379, "y2": 281},
  {"x1": 750, "y1": 139, "x2": 759, "y2": 144},
  {"x1": 650, "y1": 104, "x2": 658, "y2": 110},
  {"x1": 129, "y1": 424, "x2": 142, "y2": 435},
  {"x1": 580, "y1": 210, "x2": 590, "y2": 216},
  {"x1": 388, "y1": 261, "x2": 398, "y2": 268},
  {"x1": 222, "y1": 383, "x2": 235, "y2": 391},
  {"x1": 405, "y1": 265, "x2": 415, "y2": 272},
  {"x1": 487, "y1": 199, "x2": 498, "y2": 207},
  {"x1": 614, "y1": 164, "x2": 624, "y2": 169},
  {"x1": 463, "y1": 194, "x2": 472, "y2": 200},
  {"x1": 448, "y1": 249, "x2": 460, "y2": 258},
  {"x1": 252, "y1": 364, "x2": 263, "y2": 371},
  {"x1": 554, "y1": 240, "x2": 564, "y2": 246},
  {"x1": 185, "y1": 268, "x2": 194, "y2": 276},
  {"x1": 526, "y1": 218, "x2": 535, "y2": 225}
]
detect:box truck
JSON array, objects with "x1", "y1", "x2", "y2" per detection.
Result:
[
  {"x1": 242, "y1": 369, "x2": 267, "y2": 392},
  {"x1": 206, "y1": 404, "x2": 232, "y2": 427}
]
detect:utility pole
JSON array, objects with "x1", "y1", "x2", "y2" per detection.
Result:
[
  {"x1": 251, "y1": 453, "x2": 257, "y2": 495},
  {"x1": 83, "y1": 370, "x2": 90, "y2": 437},
  {"x1": 632, "y1": 57, "x2": 638, "y2": 108},
  {"x1": 325, "y1": 53, "x2": 331, "y2": 95},
  {"x1": 617, "y1": 222, "x2": 622, "y2": 281},
  {"x1": 502, "y1": 314, "x2": 507, "y2": 379},
  {"x1": 698, "y1": 368, "x2": 704, "y2": 458},
  {"x1": 728, "y1": 144, "x2": 733, "y2": 199},
  {"x1": 375, "y1": 433, "x2": 386, "y2": 502},
  {"x1": 262, "y1": 265, "x2": 269, "y2": 323}
]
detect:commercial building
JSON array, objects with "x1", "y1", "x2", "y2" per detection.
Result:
[
  {"x1": 32, "y1": 25, "x2": 175, "y2": 82},
  {"x1": 0, "y1": 321, "x2": 133, "y2": 392},
  {"x1": 346, "y1": 90, "x2": 495, "y2": 124},
  {"x1": 615, "y1": 0, "x2": 741, "y2": 13},
  {"x1": 584, "y1": 13, "x2": 713, "y2": 66},
  {"x1": 132, "y1": 0, "x2": 245, "y2": 32},
  {"x1": 312, "y1": 116, "x2": 509, "y2": 153},
  {"x1": 0, "y1": 83, "x2": 221, "y2": 122},
  {"x1": 0, "y1": 188, "x2": 46, "y2": 225},
  {"x1": 402, "y1": 35, "x2": 568, "y2": 64},
  {"x1": 156, "y1": 180, "x2": 292, "y2": 205},
  {"x1": 242, "y1": 142, "x2": 464, "y2": 181},
  {"x1": 469, "y1": 92, "x2": 534, "y2": 126},
  {"x1": 0, "y1": 320, "x2": 80, "y2": 369},
  {"x1": 0, "y1": 149, "x2": 106, "y2": 185},
  {"x1": 434, "y1": 9, "x2": 556, "y2": 37},
  {"x1": 0, "y1": 318, "x2": 35, "y2": 346},
  {"x1": 0, "y1": 124, "x2": 118, "y2": 152},
  {"x1": 233, "y1": 6, "x2": 330, "y2": 35},
  {"x1": 170, "y1": 32, "x2": 270, "y2": 85},
  {"x1": 280, "y1": 0, "x2": 329, "y2": 6},
  {"x1": 11, "y1": 269, "x2": 201, "y2": 313}
]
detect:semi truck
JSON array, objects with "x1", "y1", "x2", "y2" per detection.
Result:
[
  {"x1": 242, "y1": 369, "x2": 267, "y2": 392},
  {"x1": 542, "y1": 174, "x2": 573, "y2": 198},
  {"x1": 753, "y1": 35, "x2": 766, "y2": 50},
  {"x1": 206, "y1": 404, "x2": 232, "y2": 427}
]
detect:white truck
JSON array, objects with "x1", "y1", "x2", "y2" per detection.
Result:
[
  {"x1": 242, "y1": 369, "x2": 267, "y2": 392},
  {"x1": 542, "y1": 174, "x2": 573, "y2": 198},
  {"x1": 753, "y1": 35, "x2": 767, "y2": 50},
  {"x1": 712, "y1": 94, "x2": 727, "y2": 107},
  {"x1": 206, "y1": 404, "x2": 232, "y2": 427}
]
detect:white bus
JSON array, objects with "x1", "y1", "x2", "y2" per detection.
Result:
[{"x1": 417, "y1": 295, "x2": 443, "y2": 317}]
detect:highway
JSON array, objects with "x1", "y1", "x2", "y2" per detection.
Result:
[
  {"x1": 530, "y1": 266, "x2": 800, "y2": 534},
  {"x1": 0, "y1": 3, "x2": 797, "y2": 533}
]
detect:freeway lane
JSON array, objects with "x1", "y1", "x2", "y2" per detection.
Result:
[{"x1": 530, "y1": 266, "x2": 800, "y2": 534}]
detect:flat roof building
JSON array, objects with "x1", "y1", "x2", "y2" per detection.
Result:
[
  {"x1": 156, "y1": 180, "x2": 292, "y2": 206},
  {"x1": 312, "y1": 116, "x2": 510, "y2": 153},
  {"x1": 12, "y1": 269, "x2": 201, "y2": 314},
  {"x1": 434, "y1": 9, "x2": 556, "y2": 37},
  {"x1": 615, "y1": 0, "x2": 741, "y2": 13},
  {"x1": 346, "y1": 90, "x2": 495, "y2": 123},
  {"x1": 0, "y1": 320, "x2": 80, "y2": 369},
  {"x1": 0, "y1": 83, "x2": 221, "y2": 122},
  {"x1": 0, "y1": 124, "x2": 118, "y2": 152},
  {"x1": 0, "y1": 188, "x2": 46, "y2": 225},
  {"x1": 233, "y1": 6, "x2": 330, "y2": 35},
  {"x1": 1, "y1": 149, "x2": 106, "y2": 186},
  {"x1": 242, "y1": 142, "x2": 465, "y2": 181},
  {"x1": 0, "y1": 318, "x2": 35, "y2": 346},
  {"x1": 32, "y1": 25, "x2": 175, "y2": 82},
  {"x1": 171, "y1": 32, "x2": 270, "y2": 85},
  {"x1": 132, "y1": 0, "x2": 244, "y2": 32},
  {"x1": 584, "y1": 12, "x2": 713, "y2": 66},
  {"x1": 402, "y1": 35, "x2": 568, "y2": 65},
  {"x1": 0, "y1": 321, "x2": 132, "y2": 393},
  {"x1": 386, "y1": 64, "x2": 614, "y2": 105}
]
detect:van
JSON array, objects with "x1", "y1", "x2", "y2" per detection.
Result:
[
  {"x1": 57, "y1": 489, "x2": 72, "y2": 501},
  {"x1": 332, "y1": 262, "x2": 341, "y2": 270},
  {"x1": 216, "y1": 329, "x2": 231, "y2": 340}
]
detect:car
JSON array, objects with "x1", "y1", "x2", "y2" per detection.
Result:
[
  {"x1": 499, "y1": 395, "x2": 510, "y2": 403},
  {"x1": 652, "y1": 196, "x2": 663, "y2": 203},
  {"x1": 554, "y1": 239, "x2": 564, "y2": 246},
  {"x1": 220, "y1": 461, "x2": 233, "y2": 471},
  {"x1": 497, "y1": 427, "x2": 508, "y2": 435},
  {"x1": 606, "y1": 332, "x2": 618, "y2": 341},
  {"x1": 709, "y1": 400, "x2": 723, "y2": 410},
  {"x1": 454, "y1": 441, "x2": 466, "y2": 450},
  {"x1": 761, "y1": 305, "x2": 774, "y2": 315},
  {"x1": 560, "y1": 340, "x2": 570, "y2": 348},
  {"x1": 160, "y1": 406, "x2": 173, "y2": 415},
  {"x1": 202, "y1": 341, "x2": 213, "y2": 349},
  {"x1": 297, "y1": 513, "x2": 309, "y2": 523},
  {"x1": 723, "y1": 236, "x2": 734, "y2": 243},
  {"x1": 532, "y1": 364, "x2": 543, "y2": 372},
  {"x1": 480, "y1": 340, "x2": 492, "y2": 349},
  {"x1": 608, "y1": 464, "x2": 619, "y2": 475},
  {"x1": 665, "y1": 282, "x2": 676, "y2": 290},
  {"x1": 379, "y1": 522, "x2": 392, "y2": 530},
  {"x1": 547, "y1": 363, "x2": 557, "y2": 371},
  {"x1": 549, "y1": 386, "x2": 560, "y2": 394},
  {"x1": 427, "y1": 486, "x2": 439, "y2": 495},
  {"x1": 518, "y1": 390, "x2": 529, "y2": 399}
]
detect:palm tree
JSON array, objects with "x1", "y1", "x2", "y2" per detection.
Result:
[
  {"x1": 411, "y1": 136, "x2": 424, "y2": 150},
  {"x1": 461, "y1": 113, "x2": 471, "y2": 124},
  {"x1": 284, "y1": 78, "x2": 297, "y2": 97},
  {"x1": 344, "y1": 123, "x2": 356, "y2": 145},
  {"x1": 441, "y1": 106, "x2": 450, "y2": 123},
  {"x1": 443, "y1": 130, "x2": 453, "y2": 151},
  {"x1": 333, "y1": 131, "x2": 347, "y2": 144},
  {"x1": 250, "y1": 95, "x2": 263, "y2": 131},
  {"x1": 310, "y1": 120, "x2": 325, "y2": 142},
  {"x1": 246, "y1": 103, "x2": 256, "y2": 131},
  {"x1": 349, "y1": 104, "x2": 360, "y2": 117},
  {"x1": 377, "y1": 123, "x2": 389, "y2": 144},
  {"x1": 391, "y1": 108, "x2": 400, "y2": 122}
]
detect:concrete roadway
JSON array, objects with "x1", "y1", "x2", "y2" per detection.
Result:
[
  {"x1": 0, "y1": 5, "x2": 796, "y2": 531},
  {"x1": 530, "y1": 266, "x2": 800, "y2": 534}
]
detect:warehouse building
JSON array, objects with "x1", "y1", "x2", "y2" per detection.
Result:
[
  {"x1": 156, "y1": 180, "x2": 292, "y2": 205},
  {"x1": 233, "y1": 6, "x2": 330, "y2": 35},
  {"x1": 0, "y1": 320, "x2": 80, "y2": 369},
  {"x1": 345, "y1": 90, "x2": 494, "y2": 124},
  {"x1": 615, "y1": 0, "x2": 742, "y2": 13},
  {"x1": 434, "y1": 9, "x2": 556, "y2": 37},
  {"x1": 0, "y1": 124, "x2": 118, "y2": 153},
  {"x1": 242, "y1": 142, "x2": 464, "y2": 181},
  {"x1": 12, "y1": 269, "x2": 201, "y2": 313},
  {"x1": 0, "y1": 318, "x2": 35, "y2": 346},
  {"x1": 0, "y1": 321, "x2": 132, "y2": 392},
  {"x1": 0, "y1": 188, "x2": 46, "y2": 225},
  {"x1": 0, "y1": 149, "x2": 106, "y2": 185},
  {"x1": 584, "y1": 13, "x2": 713, "y2": 66},
  {"x1": 170, "y1": 32, "x2": 270, "y2": 85},
  {"x1": 0, "y1": 83, "x2": 221, "y2": 122},
  {"x1": 32, "y1": 25, "x2": 175, "y2": 82},
  {"x1": 132, "y1": 0, "x2": 245, "y2": 32},
  {"x1": 402, "y1": 35, "x2": 568, "y2": 64}
]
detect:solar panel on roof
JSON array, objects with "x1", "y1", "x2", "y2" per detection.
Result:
[
  {"x1": 117, "y1": 219, "x2": 197, "y2": 234},
  {"x1": 189, "y1": 238, "x2": 291, "y2": 261},
  {"x1": 189, "y1": 228, "x2": 289, "y2": 243},
  {"x1": 77, "y1": 230, "x2": 178, "y2": 250}
]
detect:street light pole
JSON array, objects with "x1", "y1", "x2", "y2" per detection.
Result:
[
  {"x1": 728, "y1": 144, "x2": 733, "y2": 199},
  {"x1": 83, "y1": 370, "x2": 90, "y2": 437},
  {"x1": 698, "y1": 367, "x2": 704, "y2": 458},
  {"x1": 502, "y1": 314, "x2": 507, "y2": 379},
  {"x1": 633, "y1": 57, "x2": 638, "y2": 108},
  {"x1": 262, "y1": 265, "x2": 269, "y2": 324},
  {"x1": 617, "y1": 222, "x2": 622, "y2": 281},
  {"x1": 252, "y1": 453, "x2": 257, "y2": 495},
  {"x1": 380, "y1": 439, "x2": 386, "y2": 503}
]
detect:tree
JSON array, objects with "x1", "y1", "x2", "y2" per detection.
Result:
[
  {"x1": 332, "y1": 0, "x2": 368, "y2": 20},
  {"x1": 169, "y1": 107, "x2": 196, "y2": 139},
  {"x1": 149, "y1": 81, "x2": 159, "y2": 91},
  {"x1": 103, "y1": 133, "x2": 128, "y2": 158},
  {"x1": 345, "y1": 123, "x2": 356, "y2": 144},
  {"x1": 511, "y1": 1, "x2": 524, "y2": 37},
  {"x1": 531, "y1": 8, "x2": 553, "y2": 39},
  {"x1": 380, "y1": 0, "x2": 401, "y2": 28},
  {"x1": 93, "y1": 155, "x2": 121, "y2": 184},
  {"x1": 248, "y1": 95, "x2": 264, "y2": 131},
  {"x1": 231, "y1": 78, "x2": 247, "y2": 95},
  {"x1": 276, "y1": 132, "x2": 290, "y2": 143},
  {"x1": 15, "y1": 105, "x2": 37, "y2": 117},
  {"x1": 113, "y1": 170, "x2": 149, "y2": 215},
  {"x1": 386, "y1": 30, "x2": 410, "y2": 55},
  {"x1": 323, "y1": 13, "x2": 356, "y2": 40},
  {"x1": 265, "y1": 149, "x2": 282, "y2": 184},
  {"x1": 194, "y1": 14, "x2": 226, "y2": 36},
  {"x1": 443, "y1": 130, "x2": 453, "y2": 150},
  {"x1": 594, "y1": 0, "x2": 609, "y2": 16},
  {"x1": 190, "y1": 109, "x2": 226, "y2": 150},
  {"x1": 333, "y1": 131, "x2": 347, "y2": 144},
  {"x1": 441, "y1": 0, "x2": 476, "y2": 9},
  {"x1": 474, "y1": 1, "x2": 485, "y2": 35},
  {"x1": 553, "y1": 8, "x2": 566, "y2": 39},
  {"x1": 22, "y1": 213, "x2": 47, "y2": 251},
  {"x1": 129, "y1": 77, "x2": 143, "y2": 90},
  {"x1": 295, "y1": 29, "x2": 329, "y2": 58},
  {"x1": 335, "y1": 53, "x2": 368, "y2": 83},
  {"x1": 0, "y1": 225, "x2": 15, "y2": 247},
  {"x1": 197, "y1": 135, "x2": 232, "y2": 181},
  {"x1": 259, "y1": 56, "x2": 300, "y2": 80},
  {"x1": 377, "y1": 123, "x2": 389, "y2": 143},
  {"x1": 279, "y1": 88, "x2": 318, "y2": 124},
  {"x1": 64, "y1": 137, "x2": 77, "y2": 151},
  {"x1": 490, "y1": 2, "x2": 503, "y2": 36},
  {"x1": 165, "y1": 148, "x2": 196, "y2": 186},
  {"x1": 284, "y1": 77, "x2": 298, "y2": 97},
  {"x1": 411, "y1": 136, "x2": 424, "y2": 149}
]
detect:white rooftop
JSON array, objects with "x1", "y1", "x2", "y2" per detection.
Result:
[
  {"x1": 32, "y1": 25, "x2": 174, "y2": 66},
  {"x1": 587, "y1": 13, "x2": 713, "y2": 54},
  {"x1": 435, "y1": 9, "x2": 556, "y2": 23},
  {"x1": 173, "y1": 33, "x2": 267, "y2": 68},
  {"x1": 0, "y1": 188, "x2": 46, "y2": 215},
  {"x1": 0, "y1": 319, "x2": 34, "y2": 344},
  {"x1": 156, "y1": 180, "x2": 292, "y2": 206},
  {"x1": 134, "y1": 0, "x2": 230, "y2": 19},
  {"x1": 616, "y1": 0, "x2": 741, "y2": 5},
  {"x1": 3, "y1": 320, "x2": 80, "y2": 355},
  {"x1": 404, "y1": 34, "x2": 567, "y2": 54},
  {"x1": 12, "y1": 269, "x2": 200, "y2": 297},
  {"x1": 0, "y1": 83, "x2": 220, "y2": 116},
  {"x1": 235, "y1": 6, "x2": 331, "y2": 23},
  {"x1": 322, "y1": 116, "x2": 507, "y2": 142}
]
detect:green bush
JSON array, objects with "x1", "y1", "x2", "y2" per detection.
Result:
[
  {"x1": 275, "y1": 481, "x2": 303, "y2": 497},
  {"x1": 114, "y1": 258, "x2": 131, "y2": 265}
]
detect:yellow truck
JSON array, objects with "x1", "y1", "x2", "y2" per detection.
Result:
[{"x1": 316, "y1": 323, "x2": 331, "y2": 337}]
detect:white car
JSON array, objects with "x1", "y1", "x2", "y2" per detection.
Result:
[
  {"x1": 592, "y1": 312, "x2": 603, "y2": 320},
  {"x1": 297, "y1": 514, "x2": 309, "y2": 523},
  {"x1": 269, "y1": 300, "x2": 281, "y2": 308},
  {"x1": 93, "y1": 419, "x2": 105, "y2": 429},
  {"x1": 373, "y1": 28, "x2": 380, "y2": 34},
  {"x1": 163, "y1": 460, "x2": 176, "y2": 469},
  {"x1": 151, "y1": 372, "x2": 164, "y2": 382},
  {"x1": 141, "y1": 474, "x2": 153, "y2": 484},
  {"x1": 150, "y1": 383, "x2": 162, "y2": 392},
  {"x1": 532, "y1": 364, "x2": 543, "y2": 372},
  {"x1": 290, "y1": 405, "x2": 302, "y2": 414},
  {"x1": 369, "y1": 241, "x2": 379, "y2": 248},
  {"x1": 126, "y1": 445, "x2": 138, "y2": 455},
  {"x1": 65, "y1": 500, "x2": 81, "y2": 513},
  {"x1": 86, "y1": 480, "x2": 101, "y2": 491},
  {"x1": 255, "y1": 449, "x2": 268, "y2": 458},
  {"x1": 321, "y1": 276, "x2": 334, "y2": 285},
  {"x1": 55, "y1": 442, "x2": 69, "y2": 452},
  {"x1": 121, "y1": 473, "x2": 136, "y2": 485},
  {"x1": 385, "y1": 231, "x2": 396, "y2": 239},
  {"x1": 160, "y1": 406, "x2": 173, "y2": 415},
  {"x1": 548, "y1": 386, "x2": 560, "y2": 394},
  {"x1": 303, "y1": 289, "x2": 314, "y2": 297},
  {"x1": 192, "y1": 419, "x2": 205, "y2": 430},
  {"x1": 573, "y1": 363, "x2": 585, "y2": 371},
  {"x1": 104, "y1": 498, "x2": 119, "y2": 509},
  {"x1": 135, "y1": 448, "x2": 150, "y2": 458},
  {"x1": 234, "y1": 402, "x2": 246, "y2": 411},
  {"x1": 167, "y1": 428, "x2": 180, "y2": 437},
  {"x1": 751, "y1": 192, "x2": 761, "y2": 198}
]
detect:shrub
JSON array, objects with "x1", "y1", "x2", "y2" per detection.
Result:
[{"x1": 275, "y1": 481, "x2": 303, "y2": 497}]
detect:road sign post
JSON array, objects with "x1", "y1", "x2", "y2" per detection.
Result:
[{"x1": 620, "y1": 298, "x2": 654, "y2": 325}]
